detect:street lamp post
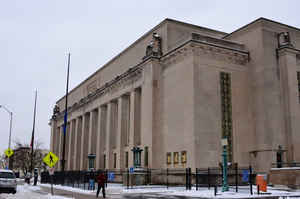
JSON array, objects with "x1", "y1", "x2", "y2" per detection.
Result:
[
  {"x1": 0, "y1": 105, "x2": 13, "y2": 169},
  {"x1": 221, "y1": 138, "x2": 229, "y2": 192}
]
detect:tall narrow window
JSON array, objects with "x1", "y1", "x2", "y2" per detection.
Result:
[
  {"x1": 103, "y1": 154, "x2": 106, "y2": 169},
  {"x1": 220, "y1": 72, "x2": 233, "y2": 163},
  {"x1": 166, "y1": 152, "x2": 171, "y2": 165},
  {"x1": 173, "y1": 152, "x2": 179, "y2": 165},
  {"x1": 144, "y1": 146, "x2": 149, "y2": 167},
  {"x1": 113, "y1": 153, "x2": 117, "y2": 169},
  {"x1": 297, "y1": 72, "x2": 300, "y2": 103},
  {"x1": 125, "y1": 152, "x2": 128, "y2": 168},
  {"x1": 181, "y1": 151, "x2": 187, "y2": 164}
]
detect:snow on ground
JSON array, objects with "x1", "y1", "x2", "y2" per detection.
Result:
[
  {"x1": 40, "y1": 183, "x2": 96, "y2": 195},
  {"x1": 0, "y1": 184, "x2": 73, "y2": 199},
  {"x1": 39, "y1": 183, "x2": 300, "y2": 198}
]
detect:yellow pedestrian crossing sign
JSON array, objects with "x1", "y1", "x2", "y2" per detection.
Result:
[
  {"x1": 5, "y1": 148, "x2": 14, "y2": 158},
  {"x1": 43, "y1": 152, "x2": 59, "y2": 168}
]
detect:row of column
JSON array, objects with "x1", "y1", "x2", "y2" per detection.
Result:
[{"x1": 51, "y1": 88, "x2": 142, "y2": 171}]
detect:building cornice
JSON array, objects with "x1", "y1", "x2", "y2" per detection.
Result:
[
  {"x1": 52, "y1": 56, "x2": 160, "y2": 121},
  {"x1": 161, "y1": 34, "x2": 249, "y2": 67}
]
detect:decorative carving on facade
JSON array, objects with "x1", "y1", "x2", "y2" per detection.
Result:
[
  {"x1": 143, "y1": 33, "x2": 162, "y2": 60},
  {"x1": 51, "y1": 104, "x2": 60, "y2": 120},
  {"x1": 161, "y1": 46, "x2": 193, "y2": 67},
  {"x1": 54, "y1": 66, "x2": 143, "y2": 119},
  {"x1": 161, "y1": 41, "x2": 248, "y2": 68},
  {"x1": 87, "y1": 80, "x2": 98, "y2": 94},
  {"x1": 277, "y1": 32, "x2": 293, "y2": 48}
]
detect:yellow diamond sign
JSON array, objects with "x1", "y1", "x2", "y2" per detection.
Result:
[
  {"x1": 5, "y1": 148, "x2": 14, "y2": 158},
  {"x1": 43, "y1": 152, "x2": 59, "y2": 168}
]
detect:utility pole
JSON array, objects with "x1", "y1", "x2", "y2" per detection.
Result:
[
  {"x1": 30, "y1": 90, "x2": 37, "y2": 172},
  {"x1": 0, "y1": 105, "x2": 13, "y2": 169}
]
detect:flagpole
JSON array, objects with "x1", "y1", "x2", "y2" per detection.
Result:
[
  {"x1": 61, "y1": 53, "x2": 70, "y2": 184},
  {"x1": 30, "y1": 90, "x2": 37, "y2": 173}
]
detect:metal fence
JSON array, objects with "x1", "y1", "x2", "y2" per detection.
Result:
[
  {"x1": 271, "y1": 162, "x2": 300, "y2": 168},
  {"x1": 41, "y1": 166, "x2": 256, "y2": 191},
  {"x1": 194, "y1": 166, "x2": 256, "y2": 192}
]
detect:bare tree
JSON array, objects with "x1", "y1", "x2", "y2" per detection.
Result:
[
  {"x1": 12, "y1": 140, "x2": 47, "y2": 175},
  {"x1": 0, "y1": 154, "x2": 6, "y2": 169}
]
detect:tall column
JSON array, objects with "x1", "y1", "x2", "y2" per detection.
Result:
[
  {"x1": 89, "y1": 109, "x2": 99, "y2": 155},
  {"x1": 106, "y1": 103, "x2": 112, "y2": 169},
  {"x1": 128, "y1": 90, "x2": 136, "y2": 168},
  {"x1": 55, "y1": 126, "x2": 60, "y2": 163},
  {"x1": 95, "y1": 107, "x2": 101, "y2": 169},
  {"x1": 50, "y1": 120, "x2": 56, "y2": 153},
  {"x1": 80, "y1": 113, "x2": 90, "y2": 170},
  {"x1": 108, "y1": 101, "x2": 119, "y2": 169},
  {"x1": 278, "y1": 47, "x2": 300, "y2": 162},
  {"x1": 88, "y1": 111, "x2": 93, "y2": 156},
  {"x1": 75, "y1": 116, "x2": 82, "y2": 170},
  {"x1": 67, "y1": 120, "x2": 72, "y2": 170},
  {"x1": 134, "y1": 88, "x2": 142, "y2": 146},
  {"x1": 64, "y1": 122, "x2": 70, "y2": 170},
  {"x1": 140, "y1": 59, "x2": 160, "y2": 168},
  {"x1": 84, "y1": 113, "x2": 90, "y2": 170},
  {"x1": 67, "y1": 119, "x2": 76, "y2": 170},
  {"x1": 58, "y1": 125, "x2": 64, "y2": 170},
  {"x1": 117, "y1": 97, "x2": 123, "y2": 169},
  {"x1": 97, "y1": 105, "x2": 107, "y2": 169},
  {"x1": 72, "y1": 118, "x2": 79, "y2": 170}
]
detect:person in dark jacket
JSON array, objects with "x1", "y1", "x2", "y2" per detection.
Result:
[
  {"x1": 33, "y1": 168, "x2": 38, "y2": 186},
  {"x1": 96, "y1": 171, "x2": 106, "y2": 198}
]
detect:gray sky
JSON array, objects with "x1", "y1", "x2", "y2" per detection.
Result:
[{"x1": 1, "y1": 0, "x2": 300, "y2": 156}]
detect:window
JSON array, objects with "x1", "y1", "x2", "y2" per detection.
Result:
[
  {"x1": 113, "y1": 153, "x2": 117, "y2": 169},
  {"x1": 173, "y1": 152, "x2": 179, "y2": 164},
  {"x1": 181, "y1": 151, "x2": 187, "y2": 164},
  {"x1": 220, "y1": 72, "x2": 233, "y2": 162},
  {"x1": 103, "y1": 154, "x2": 106, "y2": 169},
  {"x1": 166, "y1": 152, "x2": 171, "y2": 165},
  {"x1": 125, "y1": 152, "x2": 128, "y2": 168},
  {"x1": 144, "y1": 146, "x2": 149, "y2": 167}
]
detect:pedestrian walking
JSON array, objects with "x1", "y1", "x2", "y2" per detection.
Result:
[
  {"x1": 88, "y1": 169, "x2": 95, "y2": 190},
  {"x1": 96, "y1": 170, "x2": 106, "y2": 198},
  {"x1": 33, "y1": 168, "x2": 38, "y2": 186}
]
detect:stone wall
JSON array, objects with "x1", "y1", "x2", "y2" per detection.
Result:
[{"x1": 269, "y1": 168, "x2": 300, "y2": 188}]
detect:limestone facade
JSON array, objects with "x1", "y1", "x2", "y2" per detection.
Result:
[{"x1": 50, "y1": 18, "x2": 300, "y2": 173}]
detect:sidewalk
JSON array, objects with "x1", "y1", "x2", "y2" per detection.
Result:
[
  {"x1": 39, "y1": 183, "x2": 300, "y2": 199},
  {"x1": 40, "y1": 185, "x2": 122, "y2": 199}
]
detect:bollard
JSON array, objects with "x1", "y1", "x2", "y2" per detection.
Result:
[
  {"x1": 166, "y1": 168, "x2": 169, "y2": 189},
  {"x1": 257, "y1": 185, "x2": 260, "y2": 195},
  {"x1": 189, "y1": 168, "x2": 192, "y2": 190},
  {"x1": 186, "y1": 168, "x2": 188, "y2": 190},
  {"x1": 235, "y1": 163, "x2": 238, "y2": 193},
  {"x1": 208, "y1": 167, "x2": 211, "y2": 190},
  {"x1": 127, "y1": 168, "x2": 129, "y2": 189},
  {"x1": 196, "y1": 168, "x2": 199, "y2": 191}
]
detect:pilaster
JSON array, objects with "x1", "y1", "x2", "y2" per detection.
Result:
[
  {"x1": 278, "y1": 47, "x2": 300, "y2": 162},
  {"x1": 67, "y1": 120, "x2": 73, "y2": 170}
]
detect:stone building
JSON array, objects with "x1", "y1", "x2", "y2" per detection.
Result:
[{"x1": 50, "y1": 17, "x2": 300, "y2": 173}]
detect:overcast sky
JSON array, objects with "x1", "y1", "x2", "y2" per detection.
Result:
[{"x1": 1, "y1": 0, "x2": 300, "y2": 156}]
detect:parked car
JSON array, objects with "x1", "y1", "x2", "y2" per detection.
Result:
[{"x1": 0, "y1": 169, "x2": 17, "y2": 194}]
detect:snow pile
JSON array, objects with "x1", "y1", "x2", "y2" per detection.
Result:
[{"x1": 0, "y1": 184, "x2": 73, "y2": 199}]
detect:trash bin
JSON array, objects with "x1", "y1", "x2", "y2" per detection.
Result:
[{"x1": 256, "y1": 174, "x2": 267, "y2": 192}]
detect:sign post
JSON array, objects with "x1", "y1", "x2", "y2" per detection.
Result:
[
  {"x1": 43, "y1": 152, "x2": 59, "y2": 196},
  {"x1": 48, "y1": 167, "x2": 55, "y2": 195}
]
